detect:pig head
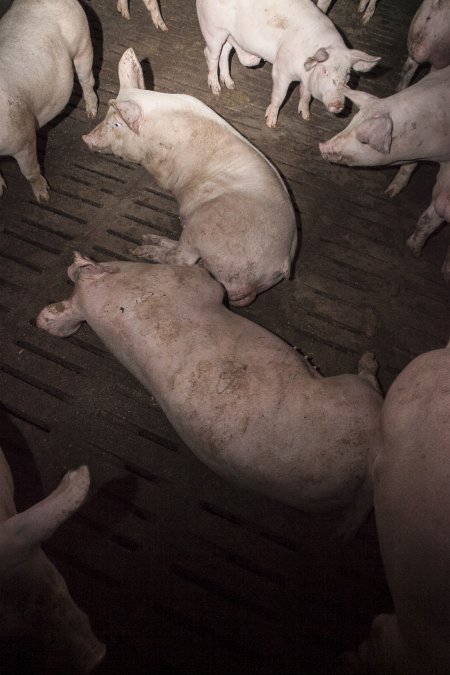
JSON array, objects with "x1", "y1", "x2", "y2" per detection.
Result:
[
  {"x1": 347, "y1": 340, "x2": 450, "y2": 674},
  {"x1": 83, "y1": 48, "x2": 297, "y2": 306},
  {"x1": 0, "y1": 451, "x2": 105, "y2": 672}
]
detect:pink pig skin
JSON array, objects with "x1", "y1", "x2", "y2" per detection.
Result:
[
  {"x1": 319, "y1": 67, "x2": 450, "y2": 279},
  {"x1": 0, "y1": 452, "x2": 105, "y2": 672},
  {"x1": 345, "y1": 340, "x2": 450, "y2": 674},
  {"x1": 0, "y1": 0, "x2": 97, "y2": 203},
  {"x1": 83, "y1": 48, "x2": 297, "y2": 307},
  {"x1": 37, "y1": 253, "x2": 383, "y2": 540}
]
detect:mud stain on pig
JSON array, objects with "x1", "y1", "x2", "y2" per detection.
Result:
[
  {"x1": 268, "y1": 13, "x2": 289, "y2": 29},
  {"x1": 217, "y1": 359, "x2": 248, "y2": 395}
]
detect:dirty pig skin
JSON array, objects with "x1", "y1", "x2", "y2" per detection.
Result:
[
  {"x1": 83, "y1": 48, "x2": 297, "y2": 307},
  {"x1": 0, "y1": 0, "x2": 97, "y2": 202},
  {"x1": 0, "y1": 452, "x2": 105, "y2": 672},
  {"x1": 37, "y1": 253, "x2": 383, "y2": 539},
  {"x1": 346, "y1": 340, "x2": 450, "y2": 675}
]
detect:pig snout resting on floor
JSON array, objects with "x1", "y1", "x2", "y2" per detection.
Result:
[
  {"x1": 344, "y1": 340, "x2": 450, "y2": 674},
  {"x1": 0, "y1": 0, "x2": 97, "y2": 203},
  {"x1": 397, "y1": 0, "x2": 450, "y2": 91},
  {"x1": 316, "y1": 0, "x2": 380, "y2": 24},
  {"x1": 37, "y1": 253, "x2": 383, "y2": 539},
  {"x1": 196, "y1": 0, "x2": 380, "y2": 127},
  {"x1": 0, "y1": 452, "x2": 105, "y2": 672},
  {"x1": 116, "y1": 0, "x2": 167, "y2": 29},
  {"x1": 83, "y1": 48, "x2": 297, "y2": 307},
  {"x1": 319, "y1": 69, "x2": 450, "y2": 279}
]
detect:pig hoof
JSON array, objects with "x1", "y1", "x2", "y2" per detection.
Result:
[
  {"x1": 220, "y1": 76, "x2": 235, "y2": 90},
  {"x1": 299, "y1": 109, "x2": 311, "y2": 121},
  {"x1": 385, "y1": 184, "x2": 401, "y2": 198},
  {"x1": 358, "y1": 351, "x2": 378, "y2": 376},
  {"x1": 209, "y1": 82, "x2": 221, "y2": 96},
  {"x1": 265, "y1": 107, "x2": 278, "y2": 128},
  {"x1": 86, "y1": 104, "x2": 98, "y2": 119},
  {"x1": 406, "y1": 236, "x2": 423, "y2": 258},
  {"x1": 155, "y1": 19, "x2": 168, "y2": 31},
  {"x1": 32, "y1": 177, "x2": 50, "y2": 203}
]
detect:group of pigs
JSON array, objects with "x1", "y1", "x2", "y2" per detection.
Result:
[{"x1": 0, "y1": 0, "x2": 449, "y2": 672}]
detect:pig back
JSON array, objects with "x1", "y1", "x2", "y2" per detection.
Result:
[{"x1": 373, "y1": 345, "x2": 450, "y2": 666}]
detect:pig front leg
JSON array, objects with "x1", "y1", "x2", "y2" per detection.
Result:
[
  {"x1": 36, "y1": 298, "x2": 84, "y2": 337},
  {"x1": 218, "y1": 41, "x2": 235, "y2": 90},
  {"x1": 14, "y1": 136, "x2": 49, "y2": 203},
  {"x1": 298, "y1": 82, "x2": 312, "y2": 121},
  {"x1": 131, "y1": 233, "x2": 200, "y2": 265},
  {"x1": 358, "y1": 0, "x2": 378, "y2": 24},
  {"x1": 385, "y1": 163, "x2": 417, "y2": 198},
  {"x1": 73, "y1": 39, "x2": 98, "y2": 119},
  {"x1": 265, "y1": 63, "x2": 291, "y2": 128},
  {"x1": 397, "y1": 55, "x2": 419, "y2": 92},
  {"x1": 142, "y1": 0, "x2": 168, "y2": 31}
]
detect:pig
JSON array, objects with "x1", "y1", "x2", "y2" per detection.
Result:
[
  {"x1": 345, "y1": 340, "x2": 450, "y2": 674},
  {"x1": 0, "y1": 450, "x2": 105, "y2": 672},
  {"x1": 397, "y1": 0, "x2": 450, "y2": 91},
  {"x1": 83, "y1": 48, "x2": 297, "y2": 307},
  {"x1": 116, "y1": 0, "x2": 167, "y2": 30},
  {"x1": 319, "y1": 68, "x2": 450, "y2": 279},
  {"x1": 316, "y1": 0, "x2": 380, "y2": 24},
  {"x1": 37, "y1": 252, "x2": 383, "y2": 539},
  {"x1": 196, "y1": 0, "x2": 381, "y2": 127},
  {"x1": 0, "y1": 0, "x2": 97, "y2": 203}
]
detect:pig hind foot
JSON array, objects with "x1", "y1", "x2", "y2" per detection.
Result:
[
  {"x1": 406, "y1": 202, "x2": 443, "y2": 257},
  {"x1": 397, "y1": 56, "x2": 419, "y2": 91},
  {"x1": 385, "y1": 163, "x2": 417, "y2": 198},
  {"x1": 142, "y1": 0, "x2": 168, "y2": 31},
  {"x1": 131, "y1": 233, "x2": 199, "y2": 265},
  {"x1": 117, "y1": 0, "x2": 130, "y2": 19},
  {"x1": 358, "y1": 0, "x2": 377, "y2": 24},
  {"x1": 358, "y1": 352, "x2": 381, "y2": 393}
]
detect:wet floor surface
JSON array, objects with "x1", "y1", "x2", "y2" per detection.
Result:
[{"x1": 0, "y1": 0, "x2": 449, "y2": 673}]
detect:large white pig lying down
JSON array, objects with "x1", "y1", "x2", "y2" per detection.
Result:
[
  {"x1": 345, "y1": 340, "x2": 450, "y2": 674},
  {"x1": 0, "y1": 451, "x2": 105, "y2": 672},
  {"x1": 317, "y1": 0, "x2": 380, "y2": 24},
  {"x1": 0, "y1": 0, "x2": 97, "y2": 203},
  {"x1": 319, "y1": 68, "x2": 450, "y2": 280},
  {"x1": 83, "y1": 48, "x2": 297, "y2": 307},
  {"x1": 116, "y1": 0, "x2": 167, "y2": 29},
  {"x1": 397, "y1": 0, "x2": 450, "y2": 91},
  {"x1": 196, "y1": 0, "x2": 380, "y2": 127},
  {"x1": 37, "y1": 254, "x2": 383, "y2": 539}
]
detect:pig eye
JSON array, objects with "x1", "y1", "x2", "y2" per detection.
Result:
[{"x1": 323, "y1": 68, "x2": 329, "y2": 76}]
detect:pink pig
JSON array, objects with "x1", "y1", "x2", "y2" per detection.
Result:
[
  {"x1": 116, "y1": 0, "x2": 167, "y2": 29},
  {"x1": 0, "y1": 451, "x2": 105, "y2": 672}
]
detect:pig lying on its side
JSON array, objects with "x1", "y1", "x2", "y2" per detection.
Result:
[
  {"x1": 397, "y1": 0, "x2": 450, "y2": 91},
  {"x1": 319, "y1": 68, "x2": 450, "y2": 279},
  {"x1": 0, "y1": 451, "x2": 105, "y2": 672},
  {"x1": 317, "y1": 0, "x2": 380, "y2": 24},
  {"x1": 83, "y1": 48, "x2": 297, "y2": 307},
  {"x1": 37, "y1": 253, "x2": 383, "y2": 539},
  {"x1": 116, "y1": 0, "x2": 167, "y2": 29},
  {"x1": 196, "y1": 0, "x2": 380, "y2": 127},
  {"x1": 0, "y1": 0, "x2": 97, "y2": 203},
  {"x1": 347, "y1": 340, "x2": 450, "y2": 674}
]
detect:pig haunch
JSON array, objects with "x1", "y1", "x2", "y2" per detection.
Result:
[
  {"x1": 83, "y1": 48, "x2": 297, "y2": 306},
  {"x1": 196, "y1": 0, "x2": 380, "y2": 127},
  {"x1": 319, "y1": 69, "x2": 450, "y2": 280},
  {"x1": 346, "y1": 340, "x2": 450, "y2": 674},
  {"x1": 0, "y1": 0, "x2": 97, "y2": 203},
  {"x1": 0, "y1": 451, "x2": 105, "y2": 672},
  {"x1": 116, "y1": 0, "x2": 167, "y2": 29},
  {"x1": 37, "y1": 253, "x2": 383, "y2": 540}
]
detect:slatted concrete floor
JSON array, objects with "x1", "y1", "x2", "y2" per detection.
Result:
[{"x1": 1, "y1": 0, "x2": 449, "y2": 672}]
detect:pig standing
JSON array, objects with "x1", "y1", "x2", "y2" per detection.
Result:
[
  {"x1": 397, "y1": 0, "x2": 450, "y2": 91},
  {"x1": 0, "y1": 451, "x2": 105, "y2": 672},
  {"x1": 316, "y1": 0, "x2": 380, "y2": 24},
  {"x1": 0, "y1": 0, "x2": 97, "y2": 203},
  {"x1": 37, "y1": 253, "x2": 383, "y2": 539},
  {"x1": 346, "y1": 340, "x2": 450, "y2": 674},
  {"x1": 319, "y1": 69, "x2": 450, "y2": 279},
  {"x1": 116, "y1": 0, "x2": 167, "y2": 29},
  {"x1": 83, "y1": 48, "x2": 297, "y2": 307},
  {"x1": 196, "y1": 0, "x2": 380, "y2": 127}
]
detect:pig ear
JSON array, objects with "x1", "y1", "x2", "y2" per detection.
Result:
[
  {"x1": 118, "y1": 47, "x2": 145, "y2": 90},
  {"x1": 344, "y1": 87, "x2": 378, "y2": 109},
  {"x1": 355, "y1": 114, "x2": 393, "y2": 154},
  {"x1": 304, "y1": 48, "x2": 329, "y2": 71},
  {"x1": 350, "y1": 50, "x2": 381, "y2": 72},
  {"x1": 108, "y1": 99, "x2": 142, "y2": 135},
  {"x1": 0, "y1": 466, "x2": 90, "y2": 568}
]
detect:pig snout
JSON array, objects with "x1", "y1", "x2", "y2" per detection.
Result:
[
  {"x1": 82, "y1": 126, "x2": 108, "y2": 153},
  {"x1": 326, "y1": 98, "x2": 345, "y2": 114},
  {"x1": 319, "y1": 140, "x2": 342, "y2": 163}
]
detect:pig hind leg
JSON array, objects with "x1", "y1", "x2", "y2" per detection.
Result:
[
  {"x1": 358, "y1": 0, "x2": 378, "y2": 24},
  {"x1": 385, "y1": 163, "x2": 417, "y2": 198},
  {"x1": 142, "y1": 0, "x2": 168, "y2": 31},
  {"x1": 407, "y1": 202, "x2": 444, "y2": 258},
  {"x1": 14, "y1": 134, "x2": 49, "y2": 203},
  {"x1": 397, "y1": 55, "x2": 419, "y2": 91},
  {"x1": 298, "y1": 83, "x2": 312, "y2": 121},
  {"x1": 202, "y1": 30, "x2": 230, "y2": 95},
  {"x1": 117, "y1": 0, "x2": 130, "y2": 19},
  {"x1": 358, "y1": 351, "x2": 381, "y2": 393},
  {"x1": 218, "y1": 41, "x2": 235, "y2": 90},
  {"x1": 73, "y1": 38, "x2": 98, "y2": 119},
  {"x1": 131, "y1": 233, "x2": 200, "y2": 265}
]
